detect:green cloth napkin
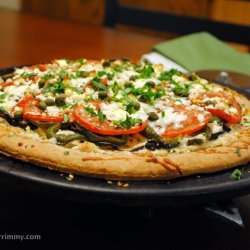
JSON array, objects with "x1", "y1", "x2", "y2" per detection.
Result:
[{"x1": 153, "y1": 32, "x2": 250, "y2": 76}]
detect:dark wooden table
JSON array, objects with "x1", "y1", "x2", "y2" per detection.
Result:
[{"x1": 0, "y1": 8, "x2": 249, "y2": 250}]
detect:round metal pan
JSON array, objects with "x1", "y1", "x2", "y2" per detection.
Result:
[{"x1": 0, "y1": 66, "x2": 249, "y2": 207}]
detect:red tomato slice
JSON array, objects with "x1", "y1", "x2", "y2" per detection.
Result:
[
  {"x1": 73, "y1": 105, "x2": 147, "y2": 135},
  {"x1": 18, "y1": 97, "x2": 64, "y2": 122},
  {"x1": 193, "y1": 93, "x2": 242, "y2": 123},
  {"x1": 1, "y1": 81, "x2": 14, "y2": 89},
  {"x1": 101, "y1": 78, "x2": 108, "y2": 85},
  {"x1": 16, "y1": 96, "x2": 33, "y2": 107},
  {"x1": 28, "y1": 64, "x2": 47, "y2": 72},
  {"x1": 162, "y1": 105, "x2": 211, "y2": 138}
]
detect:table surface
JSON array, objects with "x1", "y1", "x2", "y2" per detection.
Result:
[
  {"x1": 0, "y1": 8, "x2": 165, "y2": 69},
  {"x1": 0, "y1": 7, "x2": 249, "y2": 249}
]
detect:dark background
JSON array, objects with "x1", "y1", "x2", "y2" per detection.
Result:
[{"x1": 0, "y1": 185, "x2": 249, "y2": 250}]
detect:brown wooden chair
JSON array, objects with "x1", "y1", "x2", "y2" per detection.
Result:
[{"x1": 104, "y1": 0, "x2": 250, "y2": 45}]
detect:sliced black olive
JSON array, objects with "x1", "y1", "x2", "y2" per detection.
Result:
[
  {"x1": 145, "y1": 140, "x2": 159, "y2": 150},
  {"x1": 132, "y1": 102, "x2": 140, "y2": 111},
  {"x1": 129, "y1": 75, "x2": 136, "y2": 81},
  {"x1": 223, "y1": 122, "x2": 231, "y2": 132},
  {"x1": 102, "y1": 60, "x2": 110, "y2": 67},
  {"x1": 98, "y1": 91, "x2": 107, "y2": 99},
  {"x1": 148, "y1": 112, "x2": 159, "y2": 121},
  {"x1": 146, "y1": 81, "x2": 155, "y2": 88},
  {"x1": 119, "y1": 57, "x2": 130, "y2": 62},
  {"x1": 210, "y1": 132, "x2": 224, "y2": 140},
  {"x1": 161, "y1": 141, "x2": 180, "y2": 149},
  {"x1": 45, "y1": 98, "x2": 55, "y2": 106},
  {"x1": 0, "y1": 110, "x2": 35, "y2": 130},
  {"x1": 55, "y1": 94, "x2": 66, "y2": 107},
  {"x1": 38, "y1": 101, "x2": 47, "y2": 111},
  {"x1": 139, "y1": 96, "x2": 147, "y2": 103},
  {"x1": 208, "y1": 121, "x2": 230, "y2": 140},
  {"x1": 124, "y1": 81, "x2": 133, "y2": 87},
  {"x1": 60, "y1": 122, "x2": 75, "y2": 130},
  {"x1": 144, "y1": 139, "x2": 179, "y2": 151},
  {"x1": 38, "y1": 79, "x2": 46, "y2": 89},
  {"x1": 187, "y1": 138, "x2": 203, "y2": 146}
]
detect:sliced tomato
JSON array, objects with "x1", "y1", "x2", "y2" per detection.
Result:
[
  {"x1": 162, "y1": 105, "x2": 211, "y2": 137},
  {"x1": 193, "y1": 93, "x2": 242, "y2": 123},
  {"x1": 73, "y1": 105, "x2": 147, "y2": 135},
  {"x1": 0, "y1": 81, "x2": 14, "y2": 89},
  {"x1": 101, "y1": 78, "x2": 108, "y2": 85},
  {"x1": 18, "y1": 97, "x2": 64, "y2": 122},
  {"x1": 16, "y1": 96, "x2": 33, "y2": 108},
  {"x1": 28, "y1": 64, "x2": 47, "y2": 72}
]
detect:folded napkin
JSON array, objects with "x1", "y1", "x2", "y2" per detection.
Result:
[{"x1": 153, "y1": 32, "x2": 250, "y2": 76}]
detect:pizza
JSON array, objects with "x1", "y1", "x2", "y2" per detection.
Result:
[{"x1": 0, "y1": 58, "x2": 249, "y2": 180}]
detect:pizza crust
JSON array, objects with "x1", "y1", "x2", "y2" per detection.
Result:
[{"x1": 0, "y1": 118, "x2": 249, "y2": 181}]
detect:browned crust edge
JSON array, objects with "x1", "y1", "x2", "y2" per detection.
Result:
[{"x1": 0, "y1": 122, "x2": 249, "y2": 180}]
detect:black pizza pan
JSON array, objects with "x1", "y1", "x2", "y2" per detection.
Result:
[{"x1": 0, "y1": 66, "x2": 249, "y2": 207}]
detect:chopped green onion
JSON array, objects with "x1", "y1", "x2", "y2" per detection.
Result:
[
  {"x1": 98, "y1": 110, "x2": 106, "y2": 123},
  {"x1": 63, "y1": 114, "x2": 69, "y2": 123},
  {"x1": 231, "y1": 168, "x2": 243, "y2": 181}
]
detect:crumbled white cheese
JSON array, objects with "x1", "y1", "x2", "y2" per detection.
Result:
[
  {"x1": 200, "y1": 79, "x2": 208, "y2": 85},
  {"x1": 172, "y1": 75, "x2": 187, "y2": 84},
  {"x1": 189, "y1": 83, "x2": 205, "y2": 95},
  {"x1": 130, "y1": 109, "x2": 148, "y2": 122},
  {"x1": 71, "y1": 77, "x2": 91, "y2": 88},
  {"x1": 149, "y1": 107, "x2": 187, "y2": 135},
  {"x1": 140, "y1": 102, "x2": 155, "y2": 113},
  {"x1": 72, "y1": 93, "x2": 84, "y2": 102},
  {"x1": 100, "y1": 102, "x2": 127, "y2": 121},
  {"x1": 46, "y1": 106, "x2": 60, "y2": 116},
  {"x1": 133, "y1": 78, "x2": 160, "y2": 89},
  {"x1": 55, "y1": 59, "x2": 68, "y2": 67},
  {"x1": 5, "y1": 85, "x2": 28, "y2": 97},
  {"x1": 133, "y1": 79, "x2": 145, "y2": 88},
  {"x1": 3, "y1": 100, "x2": 17, "y2": 109},
  {"x1": 229, "y1": 107, "x2": 238, "y2": 114},
  {"x1": 208, "y1": 122, "x2": 224, "y2": 134},
  {"x1": 65, "y1": 88, "x2": 72, "y2": 97},
  {"x1": 84, "y1": 87, "x2": 94, "y2": 96},
  {"x1": 15, "y1": 68, "x2": 25, "y2": 75},
  {"x1": 197, "y1": 114, "x2": 205, "y2": 123}
]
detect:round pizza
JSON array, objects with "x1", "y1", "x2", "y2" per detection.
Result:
[{"x1": 0, "y1": 58, "x2": 249, "y2": 180}]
